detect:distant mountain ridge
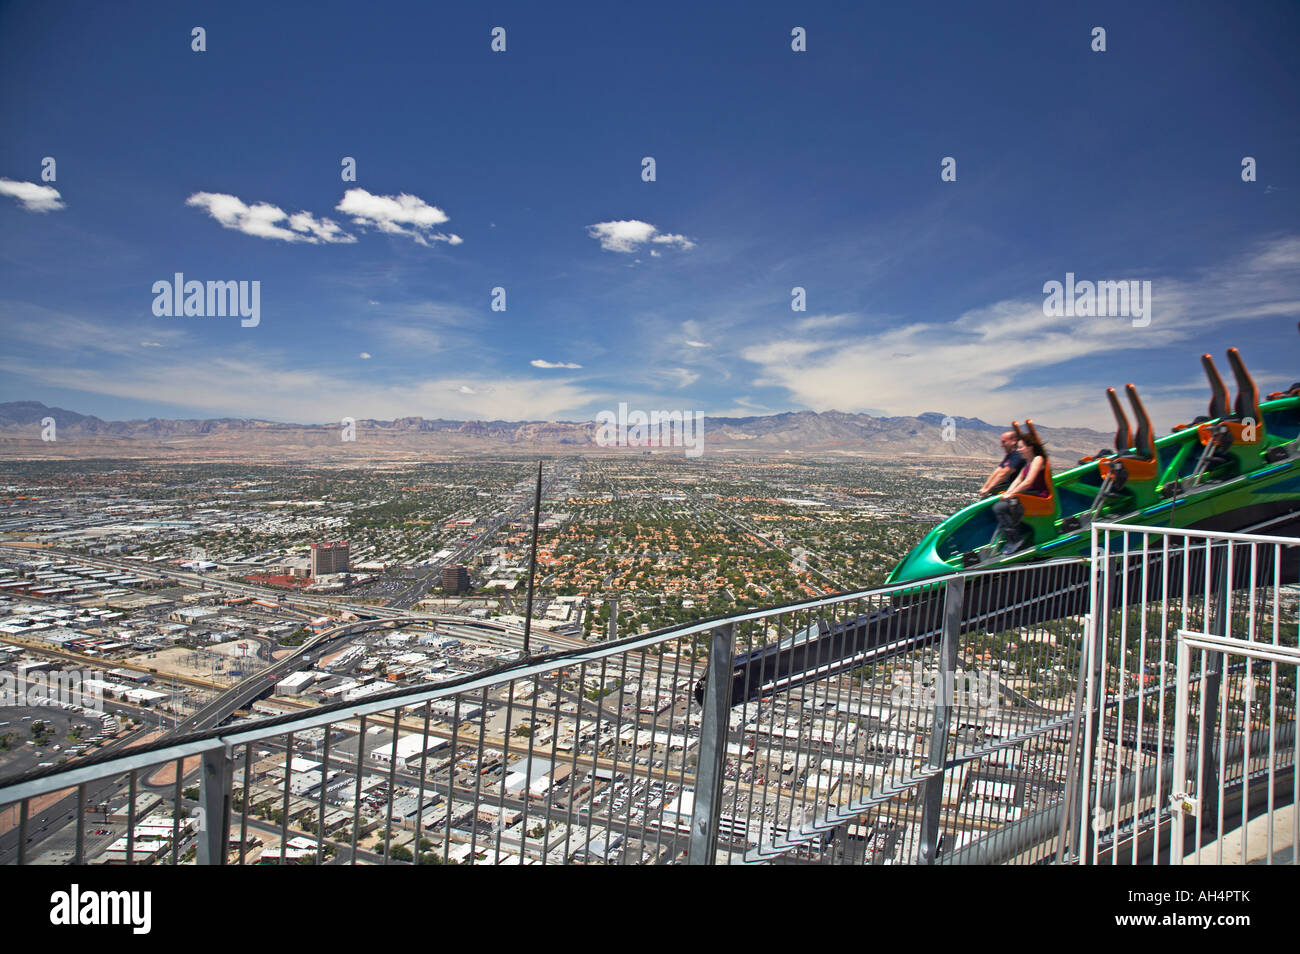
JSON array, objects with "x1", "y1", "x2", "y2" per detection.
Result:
[{"x1": 0, "y1": 401, "x2": 1111, "y2": 462}]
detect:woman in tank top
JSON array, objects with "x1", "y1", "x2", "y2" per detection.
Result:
[{"x1": 992, "y1": 437, "x2": 1050, "y2": 552}]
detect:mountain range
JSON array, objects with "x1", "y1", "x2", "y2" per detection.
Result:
[{"x1": 0, "y1": 401, "x2": 1113, "y2": 462}]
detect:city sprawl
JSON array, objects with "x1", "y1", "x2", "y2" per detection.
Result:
[{"x1": 0, "y1": 452, "x2": 1149, "y2": 864}]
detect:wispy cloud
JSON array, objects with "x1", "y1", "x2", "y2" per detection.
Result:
[
  {"x1": 664, "y1": 367, "x2": 700, "y2": 389},
  {"x1": 0, "y1": 339, "x2": 600, "y2": 423},
  {"x1": 186, "y1": 192, "x2": 355, "y2": 244},
  {"x1": 336, "y1": 189, "x2": 463, "y2": 246},
  {"x1": 742, "y1": 236, "x2": 1300, "y2": 431},
  {"x1": 795, "y1": 313, "x2": 856, "y2": 332},
  {"x1": 0, "y1": 178, "x2": 65, "y2": 213},
  {"x1": 531, "y1": 359, "x2": 582, "y2": 369},
  {"x1": 587, "y1": 219, "x2": 695, "y2": 253}
]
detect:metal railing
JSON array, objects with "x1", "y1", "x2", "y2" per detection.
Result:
[
  {"x1": 1, "y1": 523, "x2": 1294, "y2": 865},
  {"x1": 1075, "y1": 522, "x2": 1299, "y2": 865}
]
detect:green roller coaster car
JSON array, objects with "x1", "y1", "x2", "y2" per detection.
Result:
[{"x1": 886, "y1": 339, "x2": 1300, "y2": 585}]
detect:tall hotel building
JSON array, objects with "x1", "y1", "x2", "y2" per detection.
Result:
[
  {"x1": 310, "y1": 541, "x2": 350, "y2": 577},
  {"x1": 442, "y1": 564, "x2": 470, "y2": 594}
]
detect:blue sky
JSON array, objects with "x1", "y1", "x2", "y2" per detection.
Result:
[{"x1": 2, "y1": 0, "x2": 1299, "y2": 432}]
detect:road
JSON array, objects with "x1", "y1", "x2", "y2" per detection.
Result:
[{"x1": 388, "y1": 464, "x2": 566, "y2": 609}]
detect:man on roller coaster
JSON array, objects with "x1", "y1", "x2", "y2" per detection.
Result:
[{"x1": 978, "y1": 431, "x2": 1025, "y2": 498}]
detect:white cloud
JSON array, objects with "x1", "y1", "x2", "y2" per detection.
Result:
[
  {"x1": 140, "y1": 340, "x2": 163, "y2": 348},
  {"x1": 531, "y1": 359, "x2": 583, "y2": 369},
  {"x1": 741, "y1": 236, "x2": 1300, "y2": 432},
  {"x1": 685, "y1": 340, "x2": 709, "y2": 348},
  {"x1": 586, "y1": 219, "x2": 694, "y2": 253},
  {"x1": 0, "y1": 178, "x2": 65, "y2": 213},
  {"x1": 336, "y1": 189, "x2": 462, "y2": 246},
  {"x1": 186, "y1": 192, "x2": 355, "y2": 244},
  {"x1": 0, "y1": 344, "x2": 600, "y2": 424},
  {"x1": 795, "y1": 313, "x2": 856, "y2": 332},
  {"x1": 665, "y1": 367, "x2": 700, "y2": 389},
  {"x1": 359, "y1": 352, "x2": 372, "y2": 359},
  {"x1": 650, "y1": 232, "x2": 695, "y2": 249}
]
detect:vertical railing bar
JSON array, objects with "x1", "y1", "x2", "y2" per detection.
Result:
[
  {"x1": 127, "y1": 770, "x2": 138, "y2": 866},
  {"x1": 688, "y1": 622, "x2": 734, "y2": 864},
  {"x1": 519, "y1": 672, "x2": 542, "y2": 863},
  {"x1": 817, "y1": 600, "x2": 848, "y2": 865},
  {"x1": 198, "y1": 743, "x2": 232, "y2": 866},
  {"x1": 759, "y1": 616, "x2": 780, "y2": 857},
  {"x1": 847, "y1": 598, "x2": 870, "y2": 826},
  {"x1": 1170, "y1": 634, "x2": 1191, "y2": 865},
  {"x1": 1112, "y1": 531, "x2": 1130, "y2": 852},
  {"x1": 608, "y1": 648, "x2": 632, "y2": 864},
  {"x1": 540, "y1": 665, "x2": 564, "y2": 864},
  {"x1": 1240, "y1": 648, "x2": 1251, "y2": 868},
  {"x1": 350, "y1": 713, "x2": 367, "y2": 866},
  {"x1": 239, "y1": 744, "x2": 251, "y2": 866},
  {"x1": 1153, "y1": 531, "x2": 1171, "y2": 865},
  {"x1": 17, "y1": 798, "x2": 29, "y2": 866},
  {"x1": 825, "y1": 595, "x2": 855, "y2": 864},
  {"x1": 736, "y1": 618, "x2": 758, "y2": 861},
  {"x1": 655, "y1": 638, "x2": 685, "y2": 863},
  {"x1": 169, "y1": 762, "x2": 181, "y2": 866},
  {"x1": 444, "y1": 695, "x2": 461, "y2": 867},
  {"x1": 562, "y1": 661, "x2": 587, "y2": 863},
  {"x1": 847, "y1": 597, "x2": 868, "y2": 831},
  {"x1": 1088, "y1": 528, "x2": 1113, "y2": 863},
  {"x1": 606, "y1": 651, "x2": 630, "y2": 863},
  {"x1": 75, "y1": 782, "x2": 86, "y2": 866},
  {"x1": 1216, "y1": 546, "x2": 1233, "y2": 865},
  {"x1": 1194, "y1": 643, "x2": 1209, "y2": 862},
  {"x1": 495, "y1": 680, "x2": 517, "y2": 865},
  {"x1": 582, "y1": 656, "x2": 607, "y2": 865},
  {"x1": 1240, "y1": 543, "x2": 1258, "y2": 865},
  {"x1": 672, "y1": 647, "x2": 694, "y2": 865},
  {"x1": 1267, "y1": 547, "x2": 1279, "y2": 864},
  {"x1": 383, "y1": 708, "x2": 402, "y2": 864},
  {"x1": 790, "y1": 609, "x2": 817, "y2": 848},
  {"x1": 279, "y1": 731, "x2": 294, "y2": 865},
  {"x1": 317, "y1": 723, "x2": 331, "y2": 865},
  {"x1": 803, "y1": 611, "x2": 832, "y2": 861},
  {"x1": 414, "y1": 703, "x2": 432, "y2": 864},
  {"x1": 920, "y1": 577, "x2": 963, "y2": 864},
  {"x1": 469, "y1": 686, "x2": 488, "y2": 865},
  {"x1": 766, "y1": 618, "x2": 788, "y2": 851},
  {"x1": 1084, "y1": 530, "x2": 1104, "y2": 863},
  {"x1": 728, "y1": 616, "x2": 759, "y2": 863},
  {"x1": 620, "y1": 648, "x2": 649, "y2": 861},
  {"x1": 1131, "y1": 532, "x2": 1150, "y2": 865},
  {"x1": 587, "y1": 655, "x2": 607, "y2": 863}
]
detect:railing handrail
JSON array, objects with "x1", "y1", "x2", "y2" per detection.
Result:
[
  {"x1": 0, "y1": 555, "x2": 1091, "y2": 804},
  {"x1": 1092, "y1": 521, "x2": 1300, "y2": 547}
]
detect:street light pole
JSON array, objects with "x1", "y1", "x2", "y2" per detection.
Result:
[{"x1": 522, "y1": 461, "x2": 543, "y2": 657}]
